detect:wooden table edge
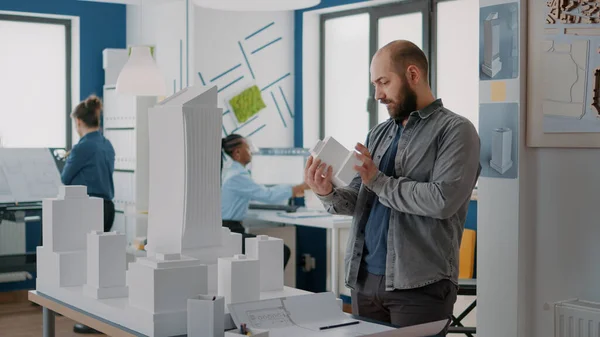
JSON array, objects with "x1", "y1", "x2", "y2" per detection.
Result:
[{"x1": 28, "y1": 290, "x2": 139, "y2": 337}]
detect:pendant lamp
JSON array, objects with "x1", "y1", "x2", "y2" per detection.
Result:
[
  {"x1": 116, "y1": 46, "x2": 167, "y2": 96},
  {"x1": 116, "y1": 1, "x2": 166, "y2": 96},
  {"x1": 193, "y1": 0, "x2": 320, "y2": 11}
]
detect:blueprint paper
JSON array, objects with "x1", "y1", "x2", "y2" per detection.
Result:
[{"x1": 228, "y1": 293, "x2": 395, "y2": 337}]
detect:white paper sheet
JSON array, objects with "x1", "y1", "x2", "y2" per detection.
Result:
[
  {"x1": 228, "y1": 292, "x2": 396, "y2": 337},
  {"x1": 0, "y1": 148, "x2": 62, "y2": 204},
  {"x1": 276, "y1": 211, "x2": 331, "y2": 219},
  {"x1": 363, "y1": 319, "x2": 448, "y2": 337},
  {"x1": 283, "y1": 292, "x2": 357, "y2": 330}
]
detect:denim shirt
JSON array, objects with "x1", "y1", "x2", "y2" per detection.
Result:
[
  {"x1": 61, "y1": 131, "x2": 115, "y2": 200},
  {"x1": 318, "y1": 99, "x2": 481, "y2": 291}
]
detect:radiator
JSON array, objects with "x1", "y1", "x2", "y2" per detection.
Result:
[{"x1": 555, "y1": 299, "x2": 600, "y2": 337}]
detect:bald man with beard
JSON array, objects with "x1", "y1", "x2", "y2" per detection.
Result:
[{"x1": 305, "y1": 40, "x2": 481, "y2": 332}]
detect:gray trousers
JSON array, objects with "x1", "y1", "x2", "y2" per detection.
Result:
[{"x1": 351, "y1": 270, "x2": 457, "y2": 334}]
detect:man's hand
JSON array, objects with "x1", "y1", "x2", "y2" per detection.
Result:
[
  {"x1": 354, "y1": 143, "x2": 379, "y2": 185},
  {"x1": 304, "y1": 156, "x2": 334, "y2": 196}
]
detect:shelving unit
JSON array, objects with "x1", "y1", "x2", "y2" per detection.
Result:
[{"x1": 101, "y1": 49, "x2": 156, "y2": 245}]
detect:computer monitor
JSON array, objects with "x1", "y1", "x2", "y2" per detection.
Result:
[{"x1": 249, "y1": 148, "x2": 309, "y2": 186}]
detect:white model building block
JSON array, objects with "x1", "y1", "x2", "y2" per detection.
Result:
[
  {"x1": 310, "y1": 137, "x2": 362, "y2": 187},
  {"x1": 57, "y1": 185, "x2": 88, "y2": 199},
  {"x1": 490, "y1": 127, "x2": 513, "y2": 174},
  {"x1": 146, "y1": 86, "x2": 223, "y2": 255},
  {"x1": 127, "y1": 253, "x2": 208, "y2": 314},
  {"x1": 335, "y1": 153, "x2": 363, "y2": 187},
  {"x1": 36, "y1": 246, "x2": 87, "y2": 287},
  {"x1": 207, "y1": 263, "x2": 218, "y2": 294},
  {"x1": 43, "y1": 185, "x2": 103, "y2": 252},
  {"x1": 187, "y1": 295, "x2": 225, "y2": 337},
  {"x1": 221, "y1": 227, "x2": 242, "y2": 257},
  {"x1": 218, "y1": 254, "x2": 260, "y2": 305},
  {"x1": 482, "y1": 12, "x2": 502, "y2": 78},
  {"x1": 84, "y1": 231, "x2": 128, "y2": 299},
  {"x1": 245, "y1": 235, "x2": 283, "y2": 291}
]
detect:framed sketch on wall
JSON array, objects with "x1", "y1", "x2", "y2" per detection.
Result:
[{"x1": 528, "y1": 0, "x2": 600, "y2": 147}]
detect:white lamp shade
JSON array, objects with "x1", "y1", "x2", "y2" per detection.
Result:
[
  {"x1": 193, "y1": 0, "x2": 320, "y2": 11},
  {"x1": 116, "y1": 46, "x2": 167, "y2": 96}
]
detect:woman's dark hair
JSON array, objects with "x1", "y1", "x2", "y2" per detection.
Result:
[
  {"x1": 72, "y1": 95, "x2": 102, "y2": 128},
  {"x1": 221, "y1": 134, "x2": 245, "y2": 177}
]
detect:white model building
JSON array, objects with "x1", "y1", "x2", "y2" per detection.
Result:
[
  {"x1": 245, "y1": 235, "x2": 283, "y2": 291},
  {"x1": 84, "y1": 231, "x2": 128, "y2": 299},
  {"x1": 187, "y1": 295, "x2": 225, "y2": 337},
  {"x1": 126, "y1": 85, "x2": 224, "y2": 335},
  {"x1": 482, "y1": 12, "x2": 502, "y2": 78},
  {"x1": 218, "y1": 254, "x2": 260, "y2": 305},
  {"x1": 310, "y1": 137, "x2": 363, "y2": 187},
  {"x1": 37, "y1": 186, "x2": 103, "y2": 287},
  {"x1": 35, "y1": 85, "x2": 293, "y2": 337},
  {"x1": 145, "y1": 85, "x2": 224, "y2": 255},
  {"x1": 490, "y1": 127, "x2": 513, "y2": 174}
]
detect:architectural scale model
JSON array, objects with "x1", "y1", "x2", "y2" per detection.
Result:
[
  {"x1": 37, "y1": 186, "x2": 103, "y2": 287},
  {"x1": 246, "y1": 235, "x2": 284, "y2": 292},
  {"x1": 84, "y1": 231, "x2": 128, "y2": 299},
  {"x1": 35, "y1": 85, "x2": 291, "y2": 337},
  {"x1": 310, "y1": 137, "x2": 363, "y2": 187}
]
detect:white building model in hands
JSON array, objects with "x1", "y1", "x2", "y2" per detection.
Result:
[{"x1": 310, "y1": 137, "x2": 363, "y2": 186}]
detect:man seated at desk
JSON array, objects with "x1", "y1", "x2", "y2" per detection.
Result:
[{"x1": 221, "y1": 134, "x2": 308, "y2": 269}]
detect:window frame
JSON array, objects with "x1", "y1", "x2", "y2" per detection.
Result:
[
  {"x1": 318, "y1": 0, "x2": 457, "y2": 139},
  {"x1": 0, "y1": 14, "x2": 73, "y2": 149}
]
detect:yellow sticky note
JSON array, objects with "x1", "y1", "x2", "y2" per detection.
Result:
[{"x1": 491, "y1": 81, "x2": 507, "y2": 102}]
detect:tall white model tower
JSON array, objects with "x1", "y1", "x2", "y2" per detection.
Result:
[
  {"x1": 145, "y1": 86, "x2": 223, "y2": 255},
  {"x1": 482, "y1": 12, "x2": 502, "y2": 78}
]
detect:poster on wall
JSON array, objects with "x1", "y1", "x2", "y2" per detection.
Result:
[
  {"x1": 542, "y1": 1, "x2": 600, "y2": 133},
  {"x1": 528, "y1": 0, "x2": 600, "y2": 147},
  {"x1": 479, "y1": 2, "x2": 519, "y2": 81},
  {"x1": 479, "y1": 103, "x2": 519, "y2": 179}
]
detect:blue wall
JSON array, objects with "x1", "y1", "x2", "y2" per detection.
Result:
[
  {"x1": 293, "y1": 0, "x2": 369, "y2": 148},
  {"x1": 0, "y1": 0, "x2": 127, "y2": 101}
]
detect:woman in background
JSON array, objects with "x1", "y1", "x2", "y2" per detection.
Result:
[
  {"x1": 221, "y1": 134, "x2": 308, "y2": 268},
  {"x1": 62, "y1": 95, "x2": 115, "y2": 232}
]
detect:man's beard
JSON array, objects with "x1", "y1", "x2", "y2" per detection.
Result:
[{"x1": 384, "y1": 82, "x2": 418, "y2": 122}]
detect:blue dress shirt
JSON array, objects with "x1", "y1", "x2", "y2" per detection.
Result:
[
  {"x1": 221, "y1": 161, "x2": 292, "y2": 221},
  {"x1": 61, "y1": 131, "x2": 115, "y2": 200}
]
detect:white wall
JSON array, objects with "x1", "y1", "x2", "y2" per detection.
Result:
[
  {"x1": 529, "y1": 149, "x2": 600, "y2": 337},
  {"x1": 479, "y1": 0, "x2": 600, "y2": 336},
  {"x1": 126, "y1": 0, "x2": 190, "y2": 97},
  {"x1": 194, "y1": 8, "x2": 294, "y2": 148},
  {"x1": 128, "y1": 3, "x2": 295, "y2": 147}
]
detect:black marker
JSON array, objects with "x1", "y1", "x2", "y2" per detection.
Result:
[{"x1": 319, "y1": 321, "x2": 360, "y2": 330}]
